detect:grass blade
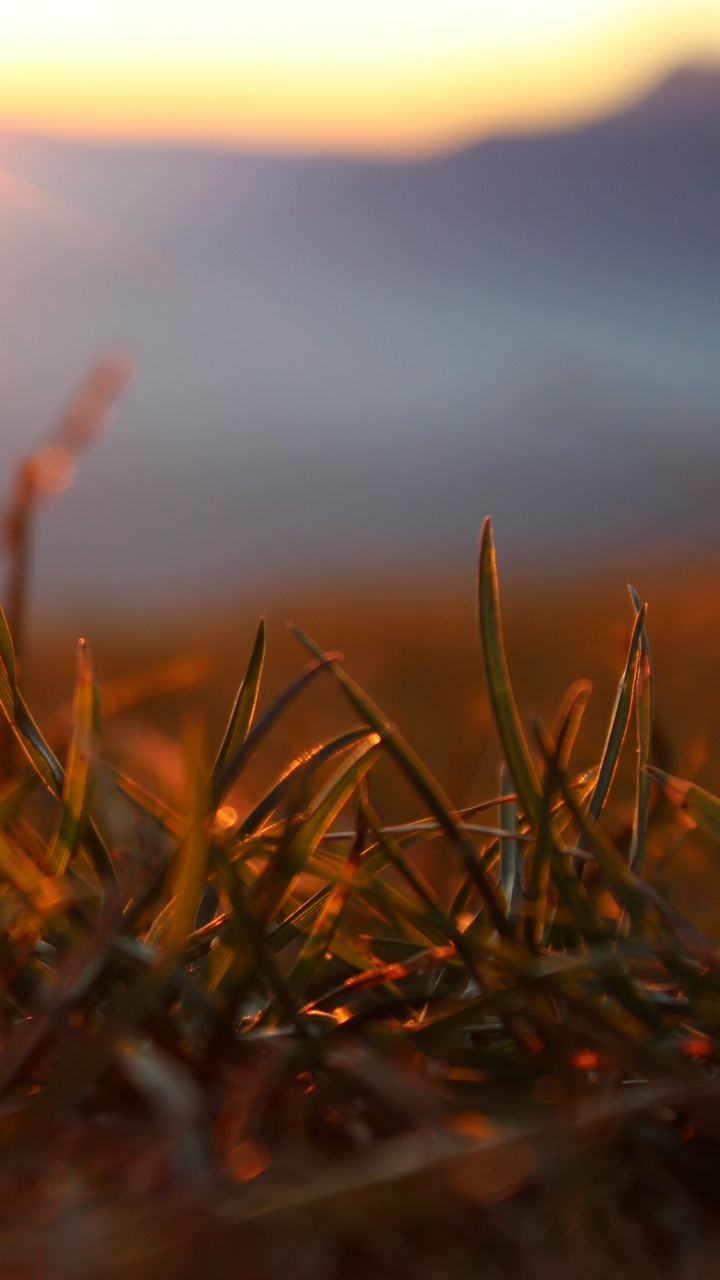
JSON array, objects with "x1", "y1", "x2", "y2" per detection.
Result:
[
  {"x1": 0, "y1": 611, "x2": 116, "y2": 885},
  {"x1": 158, "y1": 721, "x2": 211, "y2": 972},
  {"x1": 275, "y1": 806, "x2": 367, "y2": 1009},
  {"x1": 628, "y1": 587, "x2": 654, "y2": 876},
  {"x1": 531, "y1": 722, "x2": 607, "y2": 947},
  {"x1": 550, "y1": 679, "x2": 592, "y2": 773},
  {"x1": 0, "y1": 605, "x2": 63, "y2": 793},
  {"x1": 210, "y1": 618, "x2": 266, "y2": 805},
  {"x1": 524, "y1": 706, "x2": 575, "y2": 949},
  {"x1": 499, "y1": 765, "x2": 522, "y2": 923},
  {"x1": 0, "y1": 767, "x2": 37, "y2": 829},
  {"x1": 108, "y1": 763, "x2": 183, "y2": 836},
  {"x1": 46, "y1": 640, "x2": 101, "y2": 879},
  {"x1": 588, "y1": 604, "x2": 646, "y2": 824},
  {"x1": 292, "y1": 626, "x2": 514, "y2": 941},
  {"x1": 543, "y1": 736, "x2": 664, "y2": 938},
  {"x1": 208, "y1": 735, "x2": 382, "y2": 994},
  {"x1": 646, "y1": 768, "x2": 720, "y2": 843},
  {"x1": 0, "y1": 829, "x2": 68, "y2": 915},
  {"x1": 212, "y1": 655, "x2": 340, "y2": 803},
  {"x1": 478, "y1": 518, "x2": 540, "y2": 825},
  {"x1": 236, "y1": 728, "x2": 371, "y2": 839}
]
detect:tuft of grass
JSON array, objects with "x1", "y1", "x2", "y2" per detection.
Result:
[{"x1": 0, "y1": 503, "x2": 720, "y2": 1277}]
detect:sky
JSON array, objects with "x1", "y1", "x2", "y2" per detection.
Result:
[{"x1": 0, "y1": 1, "x2": 718, "y2": 154}]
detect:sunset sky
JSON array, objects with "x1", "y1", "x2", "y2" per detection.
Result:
[{"x1": 0, "y1": 0, "x2": 718, "y2": 153}]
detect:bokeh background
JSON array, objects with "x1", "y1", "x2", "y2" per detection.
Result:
[
  {"x1": 2, "y1": 1, "x2": 720, "y2": 837},
  {"x1": 1, "y1": 1, "x2": 719, "y2": 605}
]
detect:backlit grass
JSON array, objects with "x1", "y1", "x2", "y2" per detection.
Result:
[{"x1": 1, "y1": 511, "x2": 720, "y2": 1277}]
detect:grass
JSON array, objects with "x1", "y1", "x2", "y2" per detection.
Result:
[
  {"x1": 4, "y1": 539, "x2": 720, "y2": 1274},
  {"x1": 4, "y1": 408, "x2": 720, "y2": 1276}
]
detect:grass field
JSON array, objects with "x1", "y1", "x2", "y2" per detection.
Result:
[{"x1": 0, "y1": 521, "x2": 718, "y2": 1277}]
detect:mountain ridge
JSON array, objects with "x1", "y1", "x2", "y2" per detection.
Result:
[{"x1": 1, "y1": 61, "x2": 719, "y2": 166}]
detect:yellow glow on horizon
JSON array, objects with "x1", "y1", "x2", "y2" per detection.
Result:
[{"x1": 0, "y1": 0, "x2": 717, "y2": 154}]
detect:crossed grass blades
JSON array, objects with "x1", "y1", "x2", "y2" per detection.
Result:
[{"x1": 1, "y1": 516, "x2": 720, "y2": 1276}]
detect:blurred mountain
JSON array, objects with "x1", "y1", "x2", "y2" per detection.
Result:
[
  {"x1": 287, "y1": 61, "x2": 720, "y2": 263},
  {"x1": 618, "y1": 61, "x2": 720, "y2": 127},
  {"x1": 0, "y1": 64, "x2": 719, "y2": 611}
]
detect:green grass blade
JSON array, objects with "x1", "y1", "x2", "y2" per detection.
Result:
[
  {"x1": 236, "y1": 728, "x2": 371, "y2": 839},
  {"x1": 46, "y1": 640, "x2": 101, "y2": 879},
  {"x1": 0, "y1": 829, "x2": 67, "y2": 916},
  {"x1": 524, "y1": 694, "x2": 598, "y2": 948},
  {"x1": 0, "y1": 612, "x2": 115, "y2": 884},
  {"x1": 243, "y1": 736, "x2": 383, "y2": 952},
  {"x1": 499, "y1": 765, "x2": 522, "y2": 923},
  {"x1": 519, "y1": 681, "x2": 591, "y2": 945},
  {"x1": 409, "y1": 942, "x2": 647, "y2": 1051},
  {"x1": 107, "y1": 763, "x2": 183, "y2": 836},
  {"x1": 645, "y1": 768, "x2": 720, "y2": 843},
  {"x1": 477, "y1": 518, "x2": 541, "y2": 825},
  {"x1": 550, "y1": 679, "x2": 592, "y2": 772},
  {"x1": 209, "y1": 844, "x2": 308, "y2": 1032},
  {"x1": 0, "y1": 605, "x2": 17, "y2": 688},
  {"x1": 531, "y1": 722, "x2": 607, "y2": 946},
  {"x1": 358, "y1": 809, "x2": 483, "y2": 983},
  {"x1": 292, "y1": 626, "x2": 514, "y2": 940},
  {"x1": 352, "y1": 878, "x2": 451, "y2": 948},
  {"x1": 304, "y1": 943, "x2": 458, "y2": 1018},
  {"x1": 273, "y1": 809, "x2": 367, "y2": 1011},
  {"x1": 588, "y1": 604, "x2": 646, "y2": 823},
  {"x1": 365, "y1": 811, "x2": 461, "y2": 941},
  {"x1": 0, "y1": 607, "x2": 63, "y2": 794},
  {"x1": 212, "y1": 655, "x2": 339, "y2": 803},
  {"x1": 524, "y1": 710, "x2": 572, "y2": 949},
  {"x1": 271, "y1": 797, "x2": 529, "y2": 957},
  {"x1": 628, "y1": 588, "x2": 654, "y2": 877},
  {"x1": 281, "y1": 735, "x2": 382, "y2": 864},
  {"x1": 267, "y1": 844, "x2": 395, "y2": 955},
  {"x1": 210, "y1": 617, "x2": 265, "y2": 806},
  {"x1": 0, "y1": 768, "x2": 37, "y2": 829},
  {"x1": 159, "y1": 721, "x2": 211, "y2": 972},
  {"x1": 546, "y1": 740, "x2": 664, "y2": 937},
  {"x1": 208, "y1": 735, "x2": 382, "y2": 993}
]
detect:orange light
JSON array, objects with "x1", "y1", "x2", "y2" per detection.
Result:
[
  {"x1": 226, "y1": 1140, "x2": 269, "y2": 1182},
  {"x1": 445, "y1": 1110, "x2": 495, "y2": 1139},
  {"x1": 682, "y1": 1036, "x2": 714, "y2": 1057},
  {"x1": 212, "y1": 806, "x2": 237, "y2": 834},
  {"x1": 572, "y1": 1047, "x2": 599, "y2": 1070},
  {"x1": 295, "y1": 1070, "x2": 315, "y2": 1094}
]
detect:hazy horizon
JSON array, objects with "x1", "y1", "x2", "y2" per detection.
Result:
[{"x1": 1, "y1": 62, "x2": 719, "y2": 621}]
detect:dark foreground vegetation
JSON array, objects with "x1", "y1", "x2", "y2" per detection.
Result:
[{"x1": 2, "y1": 511, "x2": 720, "y2": 1278}]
